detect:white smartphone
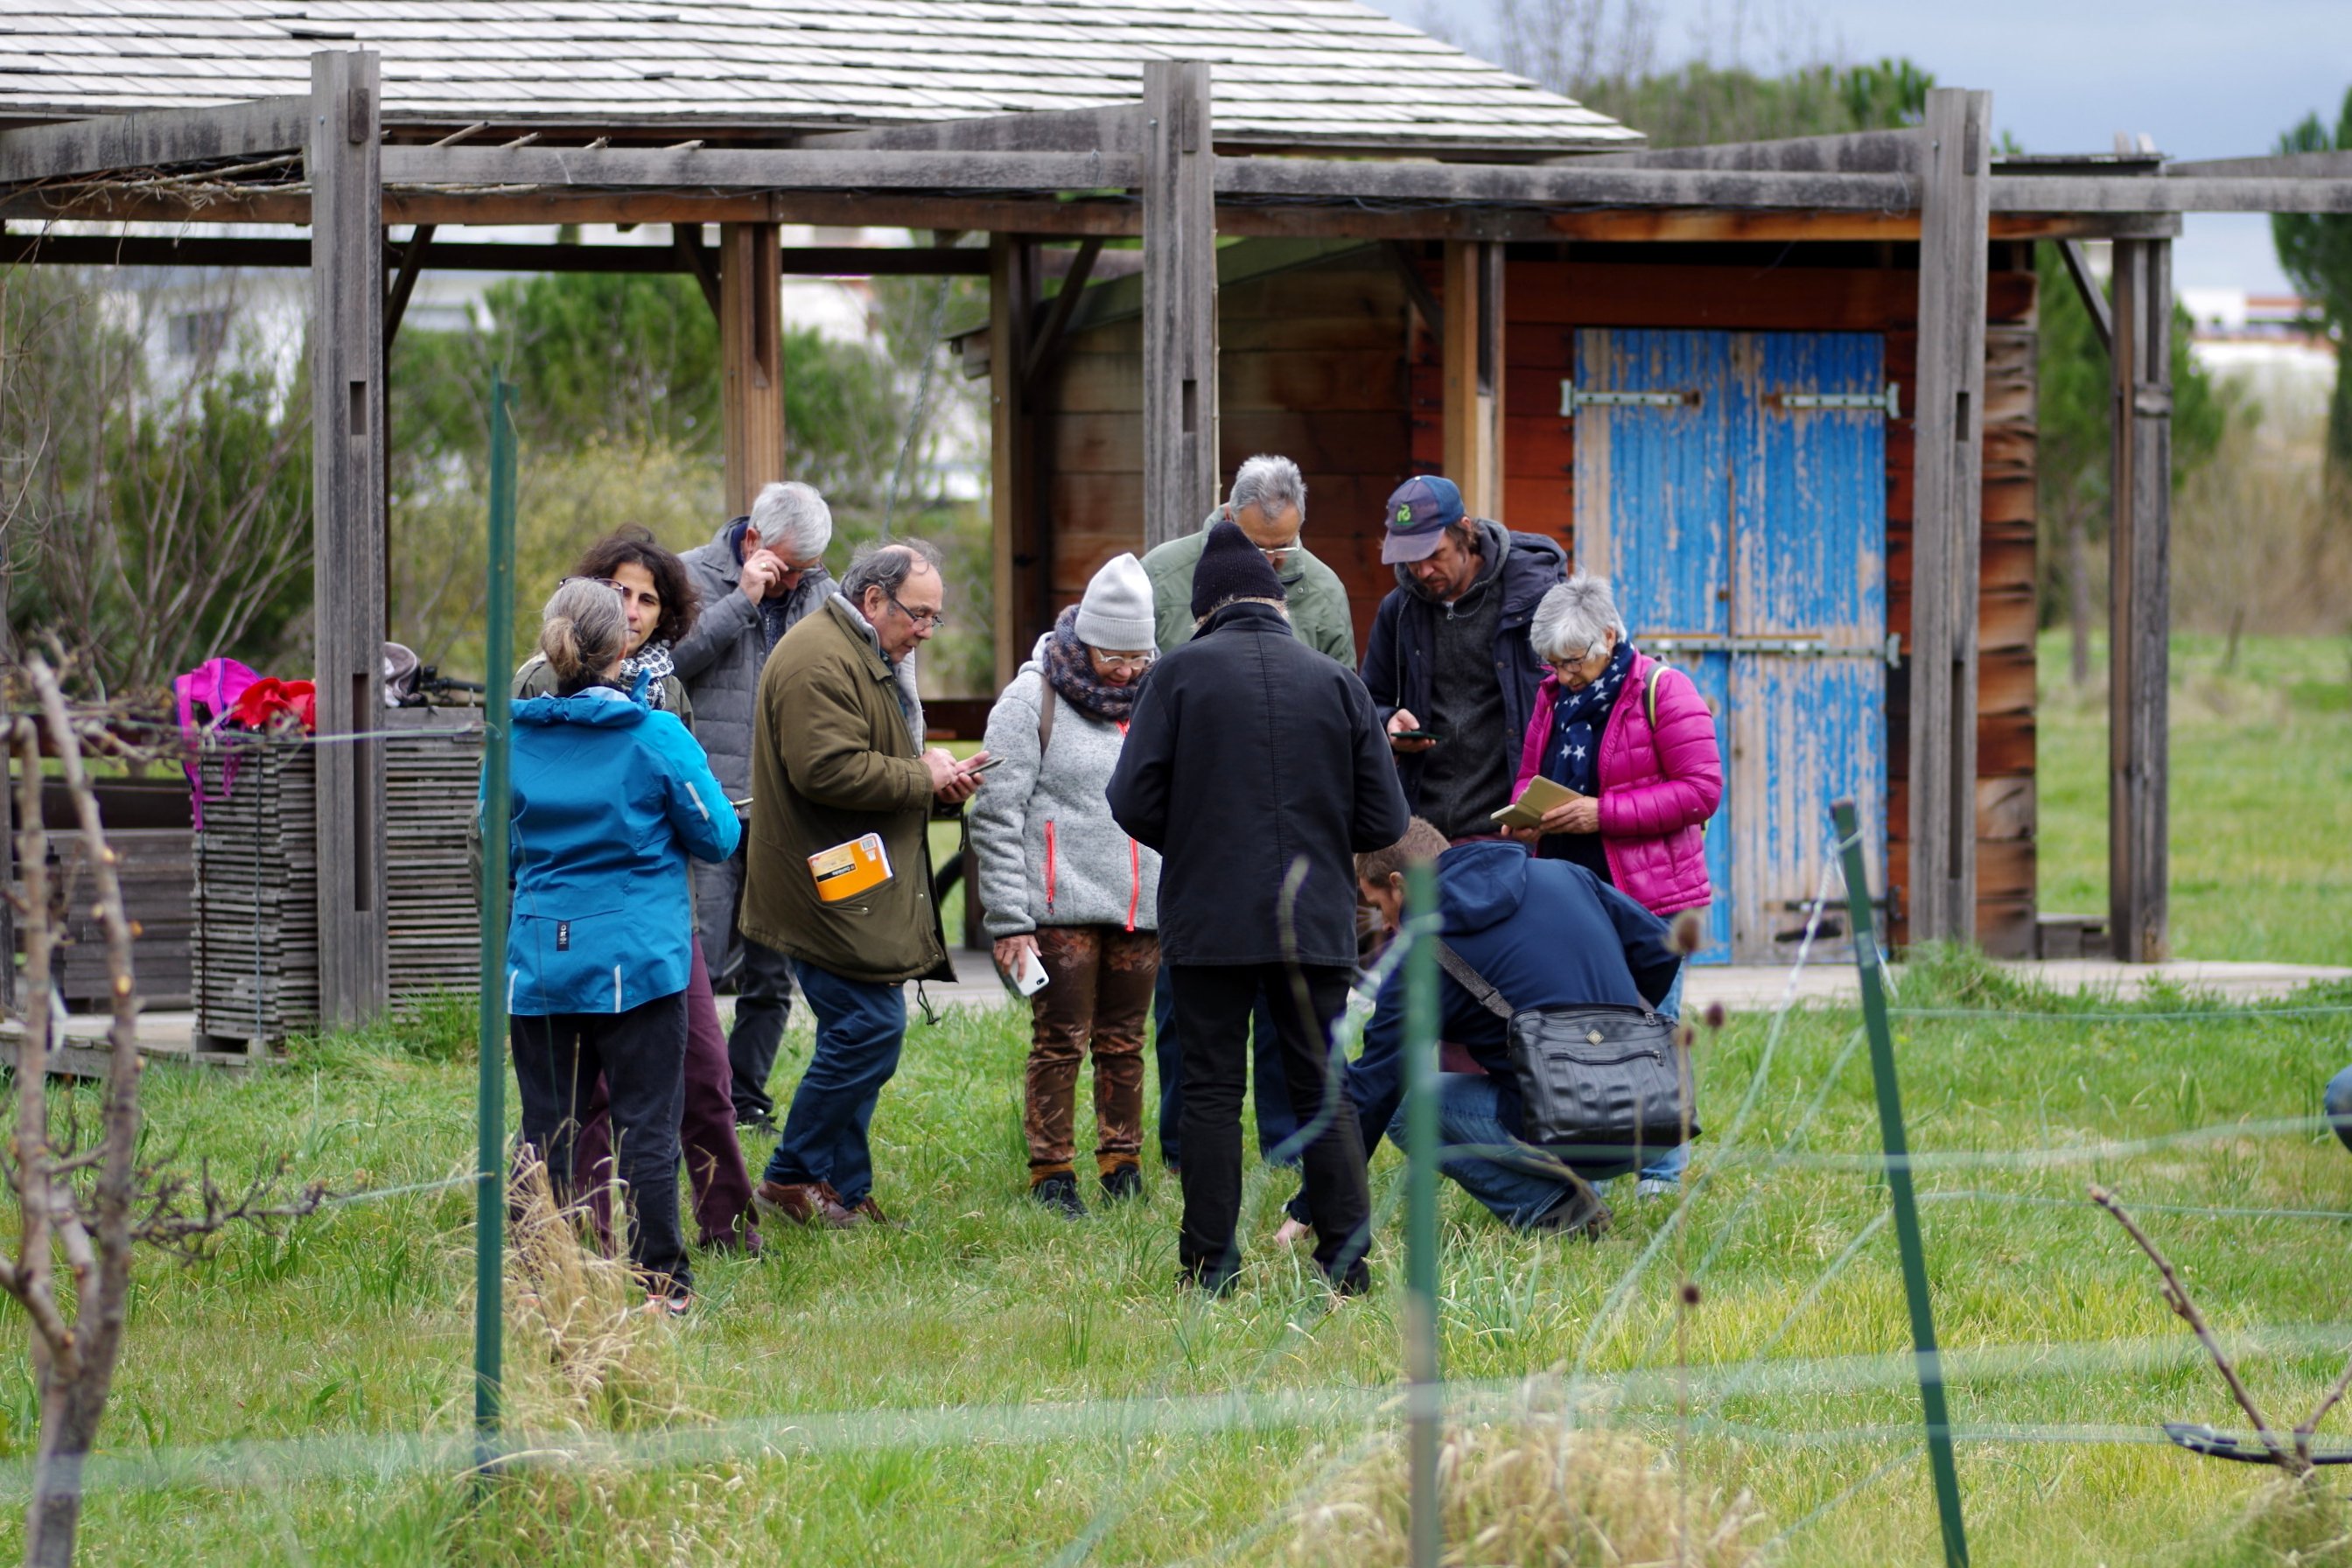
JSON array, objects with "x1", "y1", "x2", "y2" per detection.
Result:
[{"x1": 1013, "y1": 948, "x2": 1050, "y2": 998}]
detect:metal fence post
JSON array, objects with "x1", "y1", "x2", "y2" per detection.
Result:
[
  {"x1": 1833, "y1": 797, "x2": 1969, "y2": 1567},
  {"x1": 472, "y1": 374, "x2": 517, "y2": 1466},
  {"x1": 1403, "y1": 864, "x2": 1442, "y2": 1568}
]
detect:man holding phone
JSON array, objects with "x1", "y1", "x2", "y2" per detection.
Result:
[{"x1": 1361, "y1": 475, "x2": 1564, "y2": 842}]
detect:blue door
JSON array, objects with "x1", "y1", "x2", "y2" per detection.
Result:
[{"x1": 1572, "y1": 329, "x2": 1889, "y2": 963}]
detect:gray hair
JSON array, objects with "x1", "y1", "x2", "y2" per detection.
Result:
[
  {"x1": 1530, "y1": 572, "x2": 1627, "y2": 663},
  {"x1": 840, "y1": 537, "x2": 945, "y2": 610},
  {"x1": 538, "y1": 576, "x2": 629, "y2": 688},
  {"x1": 748, "y1": 480, "x2": 834, "y2": 558},
  {"x1": 1227, "y1": 454, "x2": 1306, "y2": 523}
]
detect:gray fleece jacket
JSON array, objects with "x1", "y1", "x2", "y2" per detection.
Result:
[
  {"x1": 969, "y1": 644, "x2": 1162, "y2": 940},
  {"x1": 669, "y1": 516, "x2": 836, "y2": 801}
]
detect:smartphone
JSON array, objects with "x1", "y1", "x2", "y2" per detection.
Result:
[
  {"x1": 965, "y1": 755, "x2": 1004, "y2": 774},
  {"x1": 1012, "y1": 948, "x2": 1050, "y2": 997},
  {"x1": 1392, "y1": 730, "x2": 1440, "y2": 744}
]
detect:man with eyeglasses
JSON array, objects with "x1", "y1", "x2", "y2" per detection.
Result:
[
  {"x1": 1137, "y1": 455, "x2": 1357, "y2": 1180},
  {"x1": 674, "y1": 480, "x2": 837, "y2": 1129},
  {"x1": 744, "y1": 539, "x2": 989, "y2": 1230}
]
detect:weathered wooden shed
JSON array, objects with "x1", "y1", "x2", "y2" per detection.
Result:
[{"x1": 5, "y1": 1, "x2": 2348, "y2": 1012}]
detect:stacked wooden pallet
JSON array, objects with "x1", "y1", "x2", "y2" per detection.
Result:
[
  {"x1": 191, "y1": 737, "x2": 318, "y2": 1051},
  {"x1": 383, "y1": 708, "x2": 485, "y2": 1002},
  {"x1": 59, "y1": 829, "x2": 196, "y2": 1011}
]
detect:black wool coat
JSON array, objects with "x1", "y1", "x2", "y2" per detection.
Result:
[{"x1": 1108, "y1": 600, "x2": 1410, "y2": 969}]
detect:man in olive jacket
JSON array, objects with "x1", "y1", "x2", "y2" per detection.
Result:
[
  {"x1": 745, "y1": 540, "x2": 986, "y2": 1230},
  {"x1": 1110, "y1": 521, "x2": 1408, "y2": 1296}
]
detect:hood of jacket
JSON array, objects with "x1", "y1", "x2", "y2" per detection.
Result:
[
  {"x1": 511, "y1": 684, "x2": 650, "y2": 730},
  {"x1": 1393, "y1": 518, "x2": 1564, "y2": 626},
  {"x1": 1436, "y1": 838, "x2": 1536, "y2": 937}
]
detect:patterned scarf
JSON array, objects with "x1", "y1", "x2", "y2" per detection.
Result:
[
  {"x1": 1542, "y1": 639, "x2": 1636, "y2": 797},
  {"x1": 1044, "y1": 606, "x2": 1141, "y2": 724},
  {"x1": 619, "y1": 638, "x2": 676, "y2": 710}
]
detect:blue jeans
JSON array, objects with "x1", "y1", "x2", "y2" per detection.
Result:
[
  {"x1": 760, "y1": 960, "x2": 906, "y2": 1208},
  {"x1": 1389, "y1": 1073, "x2": 1633, "y2": 1229},
  {"x1": 1639, "y1": 967, "x2": 1691, "y2": 1185},
  {"x1": 1152, "y1": 964, "x2": 1298, "y2": 1169}
]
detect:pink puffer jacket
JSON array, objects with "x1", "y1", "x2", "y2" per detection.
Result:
[{"x1": 1513, "y1": 649, "x2": 1722, "y2": 916}]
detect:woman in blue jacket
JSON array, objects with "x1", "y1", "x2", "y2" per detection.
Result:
[{"x1": 502, "y1": 577, "x2": 740, "y2": 1310}]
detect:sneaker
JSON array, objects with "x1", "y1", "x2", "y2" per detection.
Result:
[
  {"x1": 752, "y1": 1180, "x2": 857, "y2": 1230},
  {"x1": 1634, "y1": 1178, "x2": 1680, "y2": 1200},
  {"x1": 838, "y1": 1190, "x2": 898, "y2": 1229},
  {"x1": 642, "y1": 1290, "x2": 691, "y2": 1318},
  {"x1": 1099, "y1": 1163, "x2": 1144, "y2": 1202},
  {"x1": 1032, "y1": 1172, "x2": 1088, "y2": 1220},
  {"x1": 1529, "y1": 1186, "x2": 1614, "y2": 1239}
]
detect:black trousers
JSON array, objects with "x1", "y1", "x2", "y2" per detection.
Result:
[
  {"x1": 511, "y1": 990, "x2": 691, "y2": 1290},
  {"x1": 1171, "y1": 962, "x2": 1371, "y2": 1290}
]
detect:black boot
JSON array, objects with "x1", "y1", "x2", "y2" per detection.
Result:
[{"x1": 1031, "y1": 1172, "x2": 1088, "y2": 1220}]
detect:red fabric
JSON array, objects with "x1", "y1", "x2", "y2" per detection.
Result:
[
  {"x1": 1514, "y1": 650, "x2": 1721, "y2": 915},
  {"x1": 229, "y1": 677, "x2": 317, "y2": 732}
]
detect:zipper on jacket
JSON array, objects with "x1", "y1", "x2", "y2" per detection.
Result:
[{"x1": 1043, "y1": 820, "x2": 1057, "y2": 915}]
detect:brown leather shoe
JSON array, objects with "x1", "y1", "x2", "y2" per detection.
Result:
[
  {"x1": 753, "y1": 1180, "x2": 856, "y2": 1229},
  {"x1": 826, "y1": 1185, "x2": 897, "y2": 1228}
]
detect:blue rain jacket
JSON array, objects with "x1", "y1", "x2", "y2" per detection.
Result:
[{"x1": 494, "y1": 683, "x2": 739, "y2": 1015}]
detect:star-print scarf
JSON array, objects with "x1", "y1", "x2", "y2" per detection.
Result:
[{"x1": 1541, "y1": 639, "x2": 1636, "y2": 798}]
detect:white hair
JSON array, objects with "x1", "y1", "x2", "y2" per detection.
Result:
[
  {"x1": 748, "y1": 480, "x2": 834, "y2": 558},
  {"x1": 1227, "y1": 454, "x2": 1306, "y2": 523},
  {"x1": 1530, "y1": 572, "x2": 1628, "y2": 663}
]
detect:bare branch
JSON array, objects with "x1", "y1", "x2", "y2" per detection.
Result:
[
  {"x1": 2294, "y1": 1349, "x2": 2352, "y2": 1467},
  {"x1": 2090, "y1": 1183, "x2": 2306, "y2": 1475}
]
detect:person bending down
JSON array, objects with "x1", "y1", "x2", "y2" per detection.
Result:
[{"x1": 1281, "y1": 819, "x2": 1681, "y2": 1245}]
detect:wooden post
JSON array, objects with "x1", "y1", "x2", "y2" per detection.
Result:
[
  {"x1": 1903, "y1": 88, "x2": 1992, "y2": 948},
  {"x1": 988, "y1": 234, "x2": 1038, "y2": 689},
  {"x1": 2109, "y1": 237, "x2": 2172, "y2": 962},
  {"x1": 308, "y1": 50, "x2": 388, "y2": 1026},
  {"x1": 719, "y1": 220, "x2": 786, "y2": 519},
  {"x1": 1442, "y1": 241, "x2": 1505, "y2": 519},
  {"x1": 1141, "y1": 60, "x2": 1216, "y2": 550}
]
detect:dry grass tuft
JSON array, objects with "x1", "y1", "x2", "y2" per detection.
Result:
[
  {"x1": 1286, "y1": 1421, "x2": 1765, "y2": 1567},
  {"x1": 502, "y1": 1156, "x2": 693, "y2": 1435},
  {"x1": 2180, "y1": 1476, "x2": 2352, "y2": 1567}
]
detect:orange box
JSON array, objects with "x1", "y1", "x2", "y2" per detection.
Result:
[{"x1": 808, "y1": 833, "x2": 895, "y2": 904}]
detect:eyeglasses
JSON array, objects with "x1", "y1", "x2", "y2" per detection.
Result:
[
  {"x1": 559, "y1": 576, "x2": 623, "y2": 594},
  {"x1": 888, "y1": 592, "x2": 948, "y2": 631},
  {"x1": 1093, "y1": 651, "x2": 1155, "y2": 675},
  {"x1": 1257, "y1": 538, "x2": 1300, "y2": 567}
]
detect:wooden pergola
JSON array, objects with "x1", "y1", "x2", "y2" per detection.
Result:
[{"x1": 4, "y1": 52, "x2": 2348, "y2": 1020}]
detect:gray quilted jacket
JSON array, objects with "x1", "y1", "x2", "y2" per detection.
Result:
[
  {"x1": 669, "y1": 516, "x2": 835, "y2": 801},
  {"x1": 969, "y1": 648, "x2": 1162, "y2": 940}
]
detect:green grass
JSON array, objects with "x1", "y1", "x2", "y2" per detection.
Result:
[
  {"x1": 7, "y1": 951, "x2": 2352, "y2": 1565},
  {"x1": 2037, "y1": 632, "x2": 2352, "y2": 963}
]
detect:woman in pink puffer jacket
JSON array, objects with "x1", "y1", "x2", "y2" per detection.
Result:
[{"x1": 1507, "y1": 572, "x2": 1722, "y2": 1191}]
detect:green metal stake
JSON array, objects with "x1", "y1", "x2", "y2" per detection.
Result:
[
  {"x1": 1833, "y1": 797, "x2": 1968, "y2": 1568},
  {"x1": 472, "y1": 374, "x2": 518, "y2": 1470},
  {"x1": 1402, "y1": 864, "x2": 1442, "y2": 1568}
]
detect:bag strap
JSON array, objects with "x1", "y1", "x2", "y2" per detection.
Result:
[
  {"x1": 1432, "y1": 939, "x2": 1514, "y2": 1020},
  {"x1": 1037, "y1": 683, "x2": 1056, "y2": 755}
]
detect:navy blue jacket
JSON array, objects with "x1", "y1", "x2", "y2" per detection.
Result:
[
  {"x1": 1344, "y1": 840, "x2": 1679, "y2": 1162},
  {"x1": 1108, "y1": 600, "x2": 1408, "y2": 968},
  {"x1": 495, "y1": 684, "x2": 740, "y2": 1015},
  {"x1": 1359, "y1": 522, "x2": 1566, "y2": 818}
]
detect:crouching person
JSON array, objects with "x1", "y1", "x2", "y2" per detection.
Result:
[
  {"x1": 970, "y1": 553, "x2": 1165, "y2": 1216},
  {"x1": 500, "y1": 578, "x2": 740, "y2": 1313},
  {"x1": 1286, "y1": 819, "x2": 1682, "y2": 1241}
]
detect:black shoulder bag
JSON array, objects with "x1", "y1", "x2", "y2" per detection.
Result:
[{"x1": 1432, "y1": 942, "x2": 1698, "y2": 1157}]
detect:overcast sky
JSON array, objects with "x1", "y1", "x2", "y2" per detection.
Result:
[{"x1": 1371, "y1": 0, "x2": 2349, "y2": 294}]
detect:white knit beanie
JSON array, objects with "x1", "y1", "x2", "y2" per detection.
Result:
[{"x1": 1074, "y1": 551, "x2": 1156, "y2": 651}]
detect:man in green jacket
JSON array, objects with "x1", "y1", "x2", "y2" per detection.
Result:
[
  {"x1": 1138, "y1": 454, "x2": 1354, "y2": 1176},
  {"x1": 1142, "y1": 454, "x2": 1355, "y2": 665},
  {"x1": 746, "y1": 540, "x2": 987, "y2": 1230}
]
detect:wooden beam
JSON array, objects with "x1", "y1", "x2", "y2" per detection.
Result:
[
  {"x1": 381, "y1": 222, "x2": 435, "y2": 350},
  {"x1": 2109, "y1": 236, "x2": 2172, "y2": 962},
  {"x1": 1441, "y1": 241, "x2": 1504, "y2": 520},
  {"x1": 1384, "y1": 242, "x2": 1443, "y2": 349},
  {"x1": 308, "y1": 51, "x2": 388, "y2": 1027},
  {"x1": 0, "y1": 95, "x2": 310, "y2": 185},
  {"x1": 380, "y1": 144, "x2": 1142, "y2": 192},
  {"x1": 718, "y1": 221, "x2": 786, "y2": 519},
  {"x1": 1023, "y1": 234, "x2": 1102, "y2": 391},
  {"x1": 1564, "y1": 127, "x2": 1921, "y2": 175},
  {"x1": 672, "y1": 223, "x2": 721, "y2": 317},
  {"x1": 988, "y1": 235, "x2": 1038, "y2": 689},
  {"x1": 799, "y1": 104, "x2": 1143, "y2": 156},
  {"x1": 1904, "y1": 88, "x2": 1992, "y2": 949},
  {"x1": 2162, "y1": 149, "x2": 2352, "y2": 179},
  {"x1": 0, "y1": 229, "x2": 1003, "y2": 276},
  {"x1": 2055, "y1": 238, "x2": 2113, "y2": 354},
  {"x1": 1989, "y1": 175, "x2": 2352, "y2": 213},
  {"x1": 1218, "y1": 159, "x2": 1916, "y2": 208},
  {"x1": 1141, "y1": 61, "x2": 1217, "y2": 551}
]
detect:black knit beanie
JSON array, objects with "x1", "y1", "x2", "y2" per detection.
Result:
[{"x1": 1189, "y1": 518, "x2": 1287, "y2": 620}]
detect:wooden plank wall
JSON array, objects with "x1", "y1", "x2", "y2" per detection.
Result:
[{"x1": 1026, "y1": 241, "x2": 2039, "y2": 955}]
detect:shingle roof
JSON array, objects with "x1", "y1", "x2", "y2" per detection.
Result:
[{"x1": 0, "y1": 0, "x2": 1639, "y2": 157}]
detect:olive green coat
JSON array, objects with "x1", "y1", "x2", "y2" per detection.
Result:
[
  {"x1": 1140, "y1": 507, "x2": 1357, "y2": 665},
  {"x1": 738, "y1": 597, "x2": 951, "y2": 985}
]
